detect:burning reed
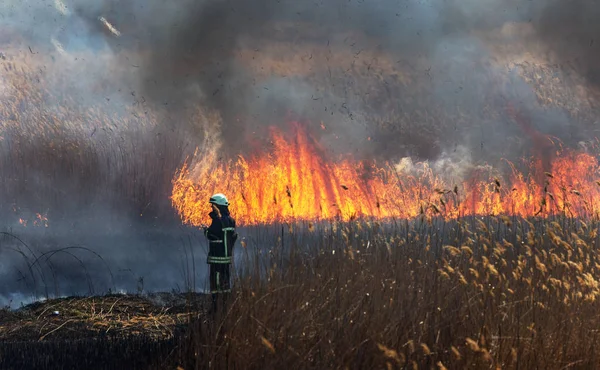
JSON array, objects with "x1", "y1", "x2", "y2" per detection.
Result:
[{"x1": 172, "y1": 122, "x2": 600, "y2": 226}]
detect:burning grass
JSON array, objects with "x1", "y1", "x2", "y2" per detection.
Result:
[
  {"x1": 180, "y1": 216, "x2": 600, "y2": 369},
  {"x1": 172, "y1": 121, "x2": 600, "y2": 226}
]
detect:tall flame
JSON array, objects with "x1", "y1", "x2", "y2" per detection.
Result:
[{"x1": 171, "y1": 122, "x2": 600, "y2": 226}]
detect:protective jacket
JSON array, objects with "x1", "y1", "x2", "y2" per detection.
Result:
[{"x1": 204, "y1": 206, "x2": 237, "y2": 264}]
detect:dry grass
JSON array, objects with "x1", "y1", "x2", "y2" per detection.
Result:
[
  {"x1": 181, "y1": 216, "x2": 600, "y2": 369},
  {"x1": 0, "y1": 293, "x2": 206, "y2": 342},
  {"x1": 3, "y1": 216, "x2": 599, "y2": 369},
  {"x1": 0, "y1": 293, "x2": 208, "y2": 369}
]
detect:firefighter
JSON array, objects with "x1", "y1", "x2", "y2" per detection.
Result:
[{"x1": 203, "y1": 193, "x2": 237, "y2": 313}]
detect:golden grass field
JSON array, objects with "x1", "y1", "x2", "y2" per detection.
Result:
[
  {"x1": 4, "y1": 216, "x2": 600, "y2": 369},
  {"x1": 176, "y1": 216, "x2": 600, "y2": 369}
]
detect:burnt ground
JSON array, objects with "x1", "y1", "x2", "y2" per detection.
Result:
[{"x1": 0, "y1": 292, "x2": 209, "y2": 369}]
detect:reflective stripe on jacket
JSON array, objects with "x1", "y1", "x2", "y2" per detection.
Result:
[{"x1": 205, "y1": 207, "x2": 237, "y2": 264}]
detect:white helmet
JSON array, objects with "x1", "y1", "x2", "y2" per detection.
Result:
[{"x1": 209, "y1": 193, "x2": 229, "y2": 207}]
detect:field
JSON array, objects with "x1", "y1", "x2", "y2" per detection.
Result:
[
  {"x1": 3, "y1": 216, "x2": 600, "y2": 369},
  {"x1": 2, "y1": 6, "x2": 600, "y2": 369},
  {"x1": 177, "y1": 216, "x2": 600, "y2": 369}
]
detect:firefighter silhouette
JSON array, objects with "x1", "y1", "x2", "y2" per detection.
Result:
[{"x1": 203, "y1": 193, "x2": 237, "y2": 312}]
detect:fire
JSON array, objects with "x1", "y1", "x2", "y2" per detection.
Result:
[
  {"x1": 34, "y1": 213, "x2": 49, "y2": 228},
  {"x1": 17, "y1": 212, "x2": 49, "y2": 228},
  {"x1": 172, "y1": 123, "x2": 600, "y2": 226}
]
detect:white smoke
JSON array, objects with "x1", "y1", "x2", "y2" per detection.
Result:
[{"x1": 396, "y1": 145, "x2": 493, "y2": 186}]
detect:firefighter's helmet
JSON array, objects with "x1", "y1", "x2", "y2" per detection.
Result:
[{"x1": 209, "y1": 193, "x2": 229, "y2": 207}]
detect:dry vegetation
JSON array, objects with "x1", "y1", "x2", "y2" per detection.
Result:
[
  {"x1": 0, "y1": 294, "x2": 203, "y2": 341},
  {"x1": 179, "y1": 216, "x2": 600, "y2": 369},
  {"x1": 5, "y1": 216, "x2": 600, "y2": 369},
  {"x1": 0, "y1": 293, "x2": 206, "y2": 369},
  {"x1": 0, "y1": 48, "x2": 191, "y2": 223}
]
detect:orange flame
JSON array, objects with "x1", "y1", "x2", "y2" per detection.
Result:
[
  {"x1": 171, "y1": 122, "x2": 600, "y2": 226},
  {"x1": 17, "y1": 212, "x2": 49, "y2": 227}
]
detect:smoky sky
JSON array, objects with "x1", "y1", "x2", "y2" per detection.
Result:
[
  {"x1": 1, "y1": 0, "x2": 599, "y2": 178},
  {"x1": 534, "y1": 0, "x2": 600, "y2": 88},
  {"x1": 49, "y1": 0, "x2": 598, "y2": 159}
]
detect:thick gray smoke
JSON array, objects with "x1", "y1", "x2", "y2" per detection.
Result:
[
  {"x1": 534, "y1": 0, "x2": 600, "y2": 89},
  {"x1": 3, "y1": 0, "x2": 599, "y2": 159},
  {"x1": 56, "y1": 0, "x2": 600, "y2": 160}
]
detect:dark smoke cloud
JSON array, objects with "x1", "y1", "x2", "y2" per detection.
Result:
[
  {"x1": 4, "y1": 0, "x2": 598, "y2": 161},
  {"x1": 533, "y1": 0, "x2": 600, "y2": 89},
  {"x1": 57, "y1": 0, "x2": 599, "y2": 160}
]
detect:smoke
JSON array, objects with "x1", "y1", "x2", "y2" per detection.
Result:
[
  {"x1": 3, "y1": 0, "x2": 599, "y2": 160},
  {"x1": 92, "y1": 0, "x2": 600, "y2": 160},
  {"x1": 0, "y1": 228, "x2": 215, "y2": 308},
  {"x1": 396, "y1": 144, "x2": 495, "y2": 189},
  {"x1": 533, "y1": 0, "x2": 600, "y2": 90}
]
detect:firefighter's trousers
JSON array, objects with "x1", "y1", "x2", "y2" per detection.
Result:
[
  {"x1": 209, "y1": 263, "x2": 231, "y2": 313},
  {"x1": 209, "y1": 263, "x2": 231, "y2": 294}
]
